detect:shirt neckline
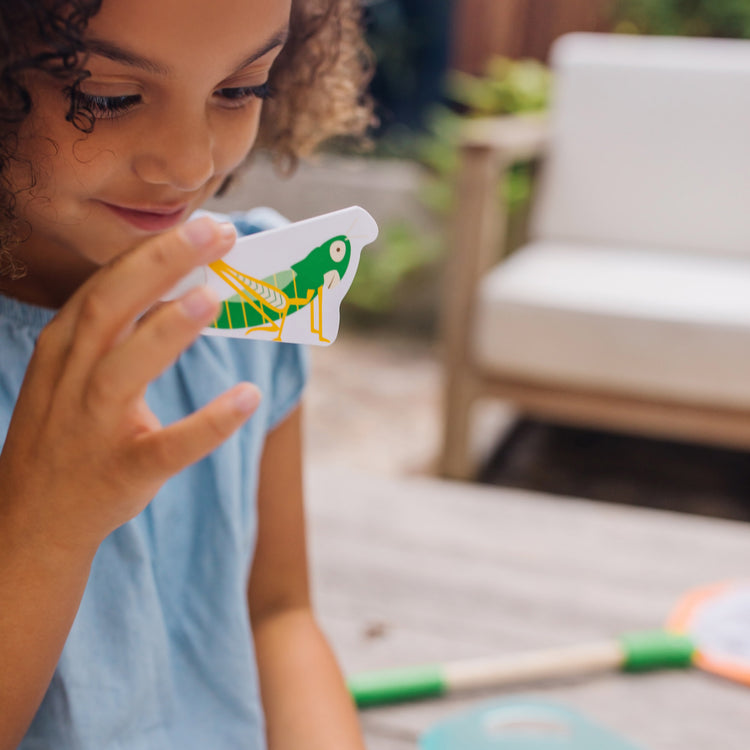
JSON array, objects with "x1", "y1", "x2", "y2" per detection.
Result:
[{"x1": 0, "y1": 292, "x2": 57, "y2": 332}]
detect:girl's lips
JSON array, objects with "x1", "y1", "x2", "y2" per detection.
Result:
[{"x1": 101, "y1": 202, "x2": 188, "y2": 232}]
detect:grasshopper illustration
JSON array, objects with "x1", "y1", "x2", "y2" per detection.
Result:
[
  {"x1": 207, "y1": 235, "x2": 351, "y2": 343},
  {"x1": 162, "y1": 206, "x2": 378, "y2": 345}
]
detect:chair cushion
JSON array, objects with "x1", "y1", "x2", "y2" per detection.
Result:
[
  {"x1": 530, "y1": 33, "x2": 750, "y2": 257},
  {"x1": 473, "y1": 241, "x2": 750, "y2": 409}
]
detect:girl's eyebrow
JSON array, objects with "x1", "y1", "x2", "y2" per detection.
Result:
[
  {"x1": 85, "y1": 26, "x2": 290, "y2": 77},
  {"x1": 231, "y1": 28, "x2": 290, "y2": 72}
]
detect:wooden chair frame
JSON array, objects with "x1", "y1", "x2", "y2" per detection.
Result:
[{"x1": 439, "y1": 115, "x2": 750, "y2": 479}]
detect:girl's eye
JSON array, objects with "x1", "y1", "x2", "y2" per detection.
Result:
[
  {"x1": 215, "y1": 82, "x2": 273, "y2": 107},
  {"x1": 73, "y1": 92, "x2": 141, "y2": 120},
  {"x1": 68, "y1": 82, "x2": 272, "y2": 120}
]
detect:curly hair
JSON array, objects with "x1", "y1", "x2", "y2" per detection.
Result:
[
  {"x1": 0, "y1": 0, "x2": 374, "y2": 265},
  {"x1": 258, "y1": 0, "x2": 374, "y2": 168}
]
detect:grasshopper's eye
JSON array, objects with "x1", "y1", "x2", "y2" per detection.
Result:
[{"x1": 330, "y1": 240, "x2": 346, "y2": 262}]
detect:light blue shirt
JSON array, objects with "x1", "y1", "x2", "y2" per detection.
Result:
[{"x1": 0, "y1": 210, "x2": 308, "y2": 749}]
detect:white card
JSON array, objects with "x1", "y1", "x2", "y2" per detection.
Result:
[{"x1": 167, "y1": 206, "x2": 378, "y2": 346}]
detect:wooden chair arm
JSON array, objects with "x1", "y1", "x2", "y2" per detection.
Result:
[{"x1": 460, "y1": 113, "x2": 550, "y2": 163}]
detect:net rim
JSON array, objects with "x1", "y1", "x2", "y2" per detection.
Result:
[{"x1": 667, "y1": 579, "x2": 750, "y2": 685}]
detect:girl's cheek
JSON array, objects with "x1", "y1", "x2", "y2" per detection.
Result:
[{"x1": 214, "y1": 106, "x2": 263, "y2": 174}]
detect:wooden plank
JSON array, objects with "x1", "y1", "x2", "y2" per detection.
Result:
[
  {"x1": 306, "y1": 467, "x2": 750, "y2": 748},
  {"x1": 452, "y1": 0, "x2": 526, "y2": 74},
  {"x1": 525, "y1": 0, "x2": 615, "y2": 61},
  {"x1": 452, "y1": 0, "x2": 615, "y2": 71}
]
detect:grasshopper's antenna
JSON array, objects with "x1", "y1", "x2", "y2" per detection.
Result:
[
  {"x1": 343, "y1": 208, "x2": 378, "y2": 244},
  {"x1": 346, "y1": 214, "x2": 361, "y2": 236}
]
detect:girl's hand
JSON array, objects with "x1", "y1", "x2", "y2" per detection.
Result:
[{"x1": 0, "y1": 217, "x2": 261, "y2": 557}]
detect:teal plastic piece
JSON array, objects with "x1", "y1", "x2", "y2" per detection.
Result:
[
  {"x1": 619, "y1": 630, "x2": 695, "y2": 672},
  {"x1": 348, "y1": 664, "x2": 445, "y2": 707},
  {"x1": 419, "y1": 698, "x2": 648, "y2": 750}
]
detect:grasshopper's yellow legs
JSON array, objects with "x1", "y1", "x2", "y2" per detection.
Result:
[{"x1": 309, "y1": 285, "x2": 329, "y2": 343}]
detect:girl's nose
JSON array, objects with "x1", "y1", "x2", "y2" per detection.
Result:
[{"x1": 133, "y1": 111, "x2": 215, "y2": 191}]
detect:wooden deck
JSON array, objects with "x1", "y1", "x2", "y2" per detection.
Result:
[{"x1": 306, "y1": 466, "x2": 750, "y2": 749}]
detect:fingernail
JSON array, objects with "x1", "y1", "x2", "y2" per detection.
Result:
[
  {"x1": 180, "y1": 287, "x2": 218, "y2": 319},
  {"x1": 219, "y1": 222, "x2": 237, "y2": 242},
  {"x1": 234, "y1": 384, "x2": 261, "y2": 414},
  {"x1": 181, "y1": 216, "x2": 217, "y2": 248}
]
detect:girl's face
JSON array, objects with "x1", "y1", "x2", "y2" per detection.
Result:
[{"x1": 9, "y1": 0, "x2": 291, "y2": 306}]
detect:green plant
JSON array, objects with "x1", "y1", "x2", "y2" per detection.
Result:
[
  {"x1": 613, "y1": 0, "x2": 750, "y2": 38},
  {"x1": 348, "y1": 220, "x2": 442, "y2": 314},
  {"x1": 416, "y1": 56, "x2": 551, "y2": 228},
  {"x1": 445, "y1": 57, "x2": 551, "y2": 116}
]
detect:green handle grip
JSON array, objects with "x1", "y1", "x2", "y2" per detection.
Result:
[
  {"x1": 620, "y1": 630, "x2": 695, "y2": 672},
  {"x1": 348, "y1": 664, "x2": 446, "y2": 707}
]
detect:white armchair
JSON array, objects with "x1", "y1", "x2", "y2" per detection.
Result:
[{"x1": 440, "y1": 32, "x2": 750, "y2": 479}]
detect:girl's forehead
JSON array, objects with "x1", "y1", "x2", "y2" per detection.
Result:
[{"x1": 88, "y1": 0, "x2": 291, "y2": 74}]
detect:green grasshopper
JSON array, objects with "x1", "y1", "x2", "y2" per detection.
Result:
[{"x1": 208, "y1": 235, "x2": 351, "y2": 343}]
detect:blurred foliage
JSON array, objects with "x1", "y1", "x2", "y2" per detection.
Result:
[
  {"x1": 347, "y1": 220, "x2": 442, "y2": 314},
  {"x1": 418, "y1": 58, "x2": 550, "y2": 217},
  {"x1": 346, "y1": 57, "x2": 551, "y2": 323},
  {"x1": 612, "y1": 0, "x2": 750, "y2": 38},
  {"x1": 445, "y1": 57, "x2": 551, "y2": 116}
]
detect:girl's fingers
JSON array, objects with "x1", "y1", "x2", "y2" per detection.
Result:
[
  {"x1": 129, "y1": 383, "x2": 262, "y2": 479},
  {"x1": 50, "y1": 217, "x2": 236, "y2": 366},
  {"x1": 92, "y1": 286, "x2": 220, "y2": 404},
  {"x1": 45, "y1": 217, "x2": 235, "y2": 404}
]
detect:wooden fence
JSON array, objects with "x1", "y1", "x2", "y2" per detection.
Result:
[{"x1": 452, "y1": 0, "x2": 615, "y2": 73}]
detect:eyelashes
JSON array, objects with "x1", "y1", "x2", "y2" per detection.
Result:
[
  {"x1": 71, "y1": 82, "x2": 273, "y2": 120},
  {"x1": 73, "y1": 93, "x2": 140, "y2": 119},
  {"x1": 216, "y1": 82, "x2": 273, "y2": 103}
]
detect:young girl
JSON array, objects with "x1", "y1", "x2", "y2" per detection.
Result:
[{"x1": 0, "y1": 1, "x2": 372, "y2": 747}]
